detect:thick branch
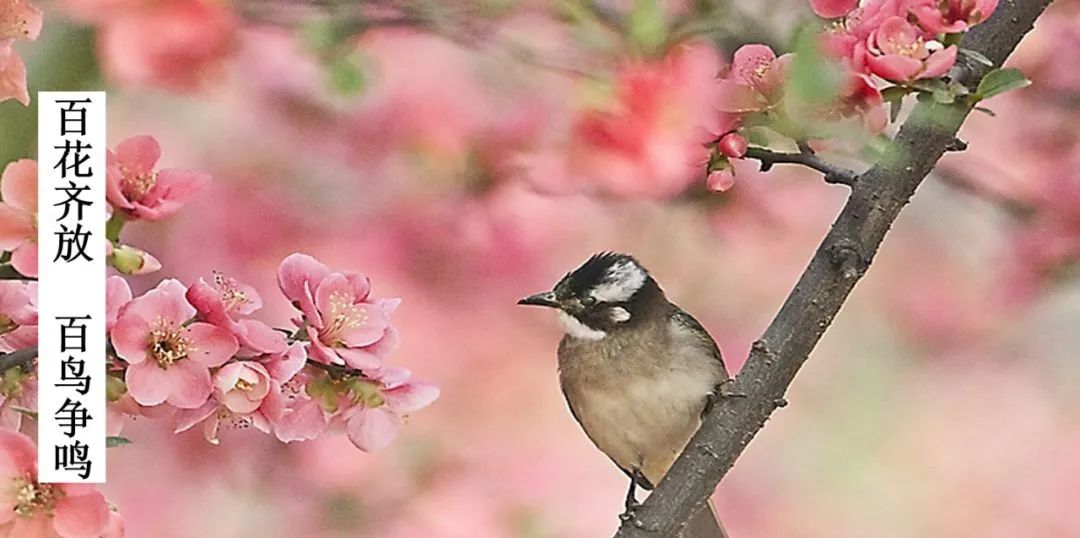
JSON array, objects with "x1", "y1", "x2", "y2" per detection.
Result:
[
  {"x1": 0, "y1": 348, "x2": 37, "y2": 373},
  {"x1": 743, "y1": 147, "x2": 859, "y2": 186},
  {"x1": 613, "y1": 2, "x2": 1052, "y2": 536}
]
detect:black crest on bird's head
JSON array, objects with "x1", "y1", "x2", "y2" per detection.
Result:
[{"x1": 518, "y1": 252, "x2": 665, "y2": 335}]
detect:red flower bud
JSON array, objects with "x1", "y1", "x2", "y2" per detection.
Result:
[{"x1": 718, "y1": 133, "x2": 749, "y2": 159}]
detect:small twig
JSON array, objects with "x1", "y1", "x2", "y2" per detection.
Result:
[
  {"x1": 0, "y1": 348, "x2": 38, "y2": 373},
  {"x1": 0, "y1": 264, "x2": 35, "y2": 281},
  {"x1": 744, "y1": 147, "x2": 860, "y2": 187}
]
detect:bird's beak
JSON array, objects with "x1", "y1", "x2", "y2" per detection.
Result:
[{"x1": 517, "y1": 291, "x2": 559, "y2": 308}]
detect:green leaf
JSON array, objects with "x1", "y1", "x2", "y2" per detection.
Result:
[
  {"x1": 880, "y1": 86, "x2": 909, "y2": 103},
  {"x1": 626, "y1": 0, "x2": 666, "y2": 55},
  {"x1": 976, "y1": 68, "x2": 1031, "y2": 100},
  {"x1": 326, "y1": 53, "x2": 366, "y2": 97},
  {"x1": 106, "y1": 436, "x2": 131, "y2": 448}
]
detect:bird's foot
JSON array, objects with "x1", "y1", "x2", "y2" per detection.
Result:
[{"x1": 619, "y1": 501, "x2": 643, "y2": 523}]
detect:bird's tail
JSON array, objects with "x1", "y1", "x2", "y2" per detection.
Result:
[{"x1": 680, "y1": 499, "x2": 727, "y2": 538}]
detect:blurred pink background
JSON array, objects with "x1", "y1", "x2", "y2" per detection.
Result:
[{"x1": 3, "y1": 0, "x2": 1080, "y2": 536}]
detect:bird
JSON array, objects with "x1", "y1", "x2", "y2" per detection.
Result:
[{"x1": 518, "y1": 252, "x2": 729, "y2": 538}]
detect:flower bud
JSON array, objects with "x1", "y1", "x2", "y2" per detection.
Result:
[
  {"x1": 109, "y1": 245, "x2": 162, "y2": 275},
  {"x1": 718, "y1": 133, "x2": 748, "y2": 159}
]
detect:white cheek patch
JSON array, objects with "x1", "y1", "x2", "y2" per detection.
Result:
[
  {"x1": 558, "y1": 312, "x2": 606, "y2": 340},
  {"x1": 591, "y1": 260, "x2": 646, "y2": 303},
  {"x1": 610, "y1": 307, "x2": 631, "y2": 323}
]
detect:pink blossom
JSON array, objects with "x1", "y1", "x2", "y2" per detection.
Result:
[
  {"x1": 186, "y1": 273, "x2": 287, "y2": 355},
  {"x1": 864, "y1": 16, "x2": 958, "y2": 82},
  {"x1": 0, "y1": 159, "x2": 37, "y2": 276},
  {"x1": 906, "y1": 0, "x2": 999, "y2": 34},
  {"x1": 175, "y1": 344, "x2": 305, "y2": 444},
  {"x1": 110, "y1": 279, "x2": 239, "y2": 408},
  {"x1": 0, "y1": 429, "x2": 112, "y2": 538},
  {"x1": 341, "y1": 367, "x2": 440, "y2": 452},
  {"x1": 716, "y1": 44, "x2": 791, "y2": 114},
  {"x1": 277, "y1": 254, "x2": 399, "y2": 370},
  {"x1": 809, "y1": 0, "x2": 860, "y2": 19},
  {"x1": 523, "y1": 42, "x2": 722, "y2": 198},
  {"x1": 92, "y1": 0, "x2": 236, "y2": 90},
  {"x1": 105, "y1": 135, "x2": 210, "y2": 221}
]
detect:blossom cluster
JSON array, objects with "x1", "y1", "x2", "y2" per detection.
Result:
[
  {"x1": 0, "y1": 135, "x2": 438, "y2": 536},
  {"x1": 703, "y1": 0, "x2": 999, "y2": 189}
]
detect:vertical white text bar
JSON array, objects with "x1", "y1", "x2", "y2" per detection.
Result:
[{"x1": 37, "y1": 91, "x2": 107, "y2": 483}]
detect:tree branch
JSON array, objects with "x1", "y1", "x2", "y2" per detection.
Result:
[
  {"x1": 743, "y1": 147, "x2": 860, "y2": 186},
  {"x1": 0, "y1": 347, "x2": 37, "y2": 373},
  {"x1": 613, "y1": 2, "x2": 1053, "y2": 536}
]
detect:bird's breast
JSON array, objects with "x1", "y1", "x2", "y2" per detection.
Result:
[{"x1": 559, "y1": 339, "x2": 724, "y2": 485}]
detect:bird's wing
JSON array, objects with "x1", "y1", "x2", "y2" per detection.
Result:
[{"x1": 669, "y1": 306, "x2": 728, "y2": 376}]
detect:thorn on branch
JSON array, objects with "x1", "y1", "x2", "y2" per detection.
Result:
[
  {"x1": 827, "y1": 239, "x2": 867, "y2": 280},
  {"x1": 743, "y1": 147, "x2": 859, "y2": 187},
  {"x1": 945, "y1": 138, "x2": 969, "y2": 152}
]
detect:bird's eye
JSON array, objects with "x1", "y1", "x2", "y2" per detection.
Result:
[{"x1": 581, "y1": 296, "x2": 596, "y2": 307}]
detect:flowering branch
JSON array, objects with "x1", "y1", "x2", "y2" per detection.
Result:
[
  {"x1": 743, "y1": 146, "x2": 860, "y2": 186},
  {"x1": 613, "y1": 1, "x2": 1053, "y2": 536}
]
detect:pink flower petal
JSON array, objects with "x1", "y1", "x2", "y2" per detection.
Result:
[
  {"x1": 384, "y1": 382, "x2": 440, "y2": 413},
  {"x1": 9, "y1": 242, "x2": 36, "y2": 278},
  {"x1": 105, "y1": 276, "x2": 133, "y2": 332},
  {"x1": 113, "y1": 135, "x2": 161, "y2": 175},
  {"x1": 174, "y1": 400, "x2": 218, "y2": 433},
  {"x1": 184, "y1": 322, "x2": 238, "y2": 368},
  {"x1": 124, "y1": 361, "x2": 172, "y2": 406},
  {"x1": 919, "y1": 45, "x2": 958, "y2": 79},
  {"x1": 164, "y1": 359, "x2": 213, "y2": 409},
  {"x1": 0, "y1": 45, "x2": 29, "y2": 106},
  {"x1": 0, "y1": 159, "x2": 37, "y2": 212},
  {"x1": 8, "y1": 515, "x2": 52, "y2": 538},
  {"x1": 715, "y1": 80, "x2": 768, "y2": 113},
  {"x1": 345, "y1": 407, "x2": 400, "y2": 452},
  {"x1": 0, "y1": 428, "x2": 36, "y2": 481},
  {"x1": 336, "y1": 346, "x2": 382, "y2": 370},
  {"x1": 110, "y1": 315, "x2": 151, "y2": 365},
  {"x1": 866, "y1": 54, "x2": 923, "y2": 82},
  {"x1": 53, "y1": 489, "x2": 109, "y2": 538},
  {"x1": 0, "y1": 205, "x2": 33, "y2": 250},
  {"x1": 236, "y1": 319, "x2": 288, "y2": 355},
  {"x1": 277, "y1": 253, "x2": 329, "y2": 323},
  {"x1": 808, "y1": 0, "x2": 859, "y2": 18},
  {"x1": 263, "y1": 343, "x2": 306, "y2": 383},
  {"x1": 273, "y1": 399, "x2": 328, "y2": 442}
]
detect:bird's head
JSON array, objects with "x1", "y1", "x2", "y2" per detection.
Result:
[{"x1": 518, "y1": 252, "x2": 662, "y2": 340}]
